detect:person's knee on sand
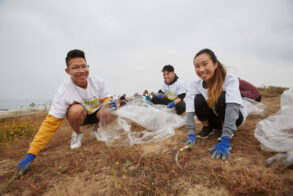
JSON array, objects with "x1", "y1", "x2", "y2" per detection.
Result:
[{"x1": 67, "y1": 104, "x2": 87, "y2": 134}]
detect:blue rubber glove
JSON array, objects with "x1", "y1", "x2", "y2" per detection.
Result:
[
  {"x1": 209, "y1": 137, "x2": 232, "y2": 160},
  {"x1": 156, "y1": 93, "x2": 163, "y2": 100},
  {"x1": 184, "y1": 134, "x2": 195, "y2": 148},
  {"x1": 167, "y1": 101, "x2": 175, "y2": 108},
  {"x1": 16, "y1": 153, "x2": 36, "y2": 176},
  {"x1": 107, "y1": 100, "x2": 117, "y2": 111}
]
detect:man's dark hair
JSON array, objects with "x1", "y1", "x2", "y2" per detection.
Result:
[
  {"x1": 65, "y1": 49, "x2": 86, "y2": 67},
  {"x1": 162, "y1": 64, "x2": 174, "y2": 72}
]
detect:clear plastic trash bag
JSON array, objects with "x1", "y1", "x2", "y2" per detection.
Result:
[
  {"x1": 95, "y1": 98, "x2": 185, "y2": 146},
  {"x1": 242, "y1": 97, "x2": 267, "y2": 115},
  {"x1": 254, "y1": 88, "x2": 293, "y2": 168}
]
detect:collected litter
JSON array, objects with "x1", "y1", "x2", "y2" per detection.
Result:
[
  {"x1": 94, "y1": 98, "x2": 185, "y2": 146},
  {"x1": 242, "y1": 97, "x2": 267, "y2": 115},
  {"x1": 254, "y1": 88, "x2": 293, "y2": 168},
  {"x1": 174, "y1": 145, "x2": 191, "y2": 169}
]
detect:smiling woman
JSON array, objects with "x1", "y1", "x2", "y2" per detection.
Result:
[
  {"x1": 184, "y1": 48, "x2": 248, "y2": 161},
  {"x1": 194, "y1": 49, "x2": 226, "y2": 108}
]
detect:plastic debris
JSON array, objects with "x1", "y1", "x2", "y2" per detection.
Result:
[
  {"x1": 95, "y1": 98, "x2": 185, "y2": 146},
  {"x1": 254, "y1": 88, "x2": 293, "y2": 168},
  {"x1": 174, "y1": 145, "x2": 191, "y2": 169},
  {"x1": 242, "y1": 97, "x2": 267, "y2": 115}
]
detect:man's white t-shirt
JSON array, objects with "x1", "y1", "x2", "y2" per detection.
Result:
[
  {"x1": 160, "y1": 78, "x2": 187, "y2": 101},
  {"x1": 185, "y1": 74, "x2": 248, "y2": 121},
  {"x1": 49, "y1": 75, "x2": 111, "y2": 119}
]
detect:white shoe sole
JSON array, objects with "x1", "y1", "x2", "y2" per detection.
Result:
[
  {"x1": 70, "y1": 132, "x2": 83, "y2": 149},
  {"x1": 70, "y1": 144, "x2": 81, "y2": 149},
  {"x1": 196, "y1": 131, "x2": 214, "y2": 138}
]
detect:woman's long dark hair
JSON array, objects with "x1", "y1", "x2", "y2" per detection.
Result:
[{"x1": 194, "y1": 49, "x2": 226, "y2": 107}]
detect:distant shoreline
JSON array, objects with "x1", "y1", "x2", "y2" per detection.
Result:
[
  {"x1": 0, "y1": 107, "x2": 49, "y2": 118},
  {"x1": 0, "y1": 98, "x2": 52, "y2": 111}
]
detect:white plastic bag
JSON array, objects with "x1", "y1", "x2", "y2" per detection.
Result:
[
  {"x1": 242, "y1": 97, "x2": 267, "y2": 115},
  {"x1": 95, "y1": 98, "x2": 185, "y2": 146},
  {"x1": 254, "y1": 88, "x2": 293, "y2": 168}
]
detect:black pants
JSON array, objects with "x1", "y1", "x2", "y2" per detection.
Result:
[
  {"x1": 241, "y1": 94, "x2": 262, "y2": 102},
  {"x1": 255, "y1": 95, "x2": 262, "y2": 102},
  {"x1": 151, "y1": 96, "x2": 186, "y2": 115},
  {"x1": 82, "y1": 109, "x2": 99, "y2": 125},
  {"x1": 194, "y1": 92, "x2": 243, "y2": 129}
]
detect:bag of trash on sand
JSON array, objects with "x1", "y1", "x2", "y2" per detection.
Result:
[
  {"x1": 254, "y1": 88, "x2": 293, "y2": 168},
  {"x1": 242, "y1": 97, "x2": 267, "y2": 115},
  {"x1": 95, "y1": 98, "x2": 185, "y2": 146}
]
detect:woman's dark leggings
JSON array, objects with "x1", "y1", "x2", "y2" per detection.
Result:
[
  {"x1": 151, "y1": 96, "x2": 186, "y2": 115},
  {"x1": 194, "y1": 92, "x2": 243, "y2": 130}
]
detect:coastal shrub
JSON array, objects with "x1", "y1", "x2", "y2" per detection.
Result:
[{"x1": 0, "y1": 117, "x2": 38, "y2": 143}]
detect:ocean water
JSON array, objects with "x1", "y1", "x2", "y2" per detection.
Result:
[{"x1": 0, "y1": 98, "x2": 52, "y2": 111}]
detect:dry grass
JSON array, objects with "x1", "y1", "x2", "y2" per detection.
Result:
[
  {"x1": 0, "y1": 88, "x2": 292, "y2": 195},
  {"x1": 258, "y1": 86, "x2": 288, "y2": 98}
]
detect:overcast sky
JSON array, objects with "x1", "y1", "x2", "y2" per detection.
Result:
[{"x1": 0, "y1": 0, "x2": 292, "y2": 100}]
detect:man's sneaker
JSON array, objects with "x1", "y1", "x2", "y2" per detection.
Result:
[
  {"x1": 70, "y1": 132, "x2": 83, "y2": 149},
  {"x1": 196, "y1": 126, "x2": 214, "y2": 138}
]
